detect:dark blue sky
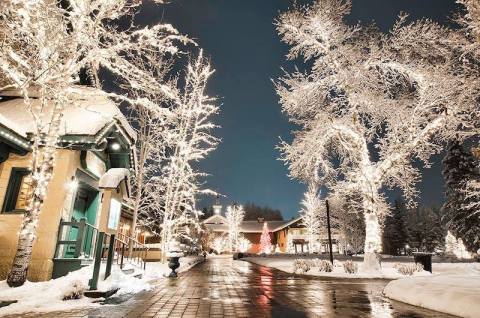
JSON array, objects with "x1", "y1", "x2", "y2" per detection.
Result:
[{"x1": 137, "y1": 0, "x2": 458, "y2": 219}]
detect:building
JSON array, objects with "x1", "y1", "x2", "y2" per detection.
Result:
[
  {"x1": 202, "y1": 203, "x2": 343, "y2": 254},
  {"x1": 0, "y1": 86, "x2": 148, "y2": 281}
]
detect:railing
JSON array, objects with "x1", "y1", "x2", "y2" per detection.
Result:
[
  {"x1": 54, "y1": 218, "x2": 99, "y2": 259},
  {"x1": 115, "y1": 232, "x2": 150, "y2": 270},
  {"x1": 89, "y1": 232, "x2": 149, "y2": 290},
  {"x1": 55, "y1": 219, "x2": 149, "y2": 270}
]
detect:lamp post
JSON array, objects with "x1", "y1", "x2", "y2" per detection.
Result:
[{"x1": 325, "y1": 200, "x2": 334, "y2": 264}]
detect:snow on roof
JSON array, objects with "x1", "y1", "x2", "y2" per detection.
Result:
[
  {"x1": 0, "y1": 86, "x2": 136, "y2": 141},
  {"x1": 203, "y1": 216, "x2": 304, "y2": 234},
  {"x1": 99, "y1": 168, "x2": 130, "y2": 189},
  {"x1": 203, "y1": 214, "x2": 227, "y2": 225},
  {"x1": 240, "y1": 217, "x2": 303, "y2": 233}
]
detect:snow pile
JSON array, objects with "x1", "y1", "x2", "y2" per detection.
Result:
[
  {"x1": 0, "y1": 256, "x2": 204, "y2": 315},
  {"x1": 384, "y1": 275, "x2": 480, "y2": 318},
  {"x1": 0, "y1": 265, "x2": 99, "y2": 315},
  {"x1": 244, "y1": 257, "x2": 431, "y2": 279}
]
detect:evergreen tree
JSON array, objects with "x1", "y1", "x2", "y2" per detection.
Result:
[
  {"x1": 442, "y1": 142, "x2": 480, "y2": 253},
  {"x1": 407, "y1": 205, "x2": 446, "y2": 252},
  {"x1": 382, "y1": 199, "x2": 409, "y2": 255},
  {"x1": 243, "y1": 203, "x2": 284, "y2": 221},
  {"x1": 260, "y1": 222, "x2": 272, "y2": 254}
]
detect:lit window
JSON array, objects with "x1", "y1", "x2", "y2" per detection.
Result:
[
  {"x1": 2, "y1": 168, "x2": 32, "y2": 213},
  {"x1": 15, "y1": 174, "x2": 32, "y2": 210}
]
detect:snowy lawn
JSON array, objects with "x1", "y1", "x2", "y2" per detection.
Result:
[
  {"x1": 0, "y1": 255, "x2": 203, "y2": 316},
  {"x1": 242, "y1": 255, "x2": 480, "y2": 279},
  {"x1": 384, "y1": 275, "x2": 480, "y2": 318}
]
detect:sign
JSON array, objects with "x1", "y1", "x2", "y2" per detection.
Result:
[
  {"x1": 107, "y1": 198, "x2": 121, "y2": 231},
  {"x1": 85, "y1": 152, "x2": 106, "y2": 178}
]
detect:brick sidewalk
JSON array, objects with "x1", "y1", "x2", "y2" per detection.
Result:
[{"x1": 5, "y1": 257, "x2": 454, "y2": 318}]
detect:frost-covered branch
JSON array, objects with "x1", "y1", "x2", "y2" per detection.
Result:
[{"x1": 276, "y1": 0, "x2": 480, "y2": 268}]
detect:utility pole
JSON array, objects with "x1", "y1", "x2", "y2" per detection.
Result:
[{"x1": 326, "y1": 199, "x2": 334, "y2": 264}]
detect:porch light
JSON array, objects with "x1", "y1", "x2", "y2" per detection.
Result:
[{"x1": 110, "y1": 142, "x2": 121, "y2": 151}]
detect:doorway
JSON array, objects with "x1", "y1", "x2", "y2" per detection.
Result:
[{"x1": 64, "y1": 184, "x2": 100, "y2": 258}]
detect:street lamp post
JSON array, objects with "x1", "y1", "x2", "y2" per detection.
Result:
[{"x1": 325, "y1": 200, "x2": 334, "y2": 264}]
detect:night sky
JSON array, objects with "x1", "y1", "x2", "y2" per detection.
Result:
[{"x1": 136, "y1": 0, "x2": 459, "y2": 219}]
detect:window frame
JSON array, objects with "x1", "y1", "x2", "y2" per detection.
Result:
[{"x1": 2, "y1": 167, "x2": 31, "y2": 214}]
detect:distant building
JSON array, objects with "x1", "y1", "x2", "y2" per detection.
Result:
[{"x1": 202, "y1": 203, "x2": 343, "y2": 254}]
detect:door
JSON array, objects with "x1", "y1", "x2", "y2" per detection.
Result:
[{"x1": 64, "y1": 186, "x2": 99, "y2": 258}]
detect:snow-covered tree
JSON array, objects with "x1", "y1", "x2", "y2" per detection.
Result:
[
  {"x1": 211, "y1": 234, "x2": 228, "y2": 254},
  {"x1": 328, "y1": 192, "x2": 365, "y2": 255},
  {"x1": 140, "y1": 52, "x2": 219, "y2": 262},
  {"x1": 259, "y1": 222, "x2": 272, "y2": 254},
  {"x1": 442, "y1": 142, "x2": 480, "y2": 253},
  {"x1": 1, "y1": 0, "x2": 186, "y2": 287},
  {"x1": 237, "y1": 235, "x2": 252, "y2": 253},
  {"x1": 457, "y1": 0, "x2": 480, "y2": 63},
  {"x1": 299, "y1": 183, "x2": 324, "y2": 252},
  {"x1": 445, "y1": 230, "x2": 473, "y2": 259},
  {"x1": 276, "y1": 0, "x2": 479, "y2": 270},
  {"x1": 123, "y1": 53, "x2": 177, "y2": 257},
  {"x1": 225, "y1": 204, "x2": 245, "y2": 252}
]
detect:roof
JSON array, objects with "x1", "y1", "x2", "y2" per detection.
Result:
[
  {"x1": 203, "y1": 215, "x2": 304, "y2": 234},
  {"x1": 0, "y1": 86, "x2": 136, "y2": 141},
  {"x1": 203, "y1": 214, "x2": 227, "y2": 225}
]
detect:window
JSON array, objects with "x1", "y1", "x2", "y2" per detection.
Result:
[{"x1": 2, "y1": 168, "x2": 32, "y2": 213}]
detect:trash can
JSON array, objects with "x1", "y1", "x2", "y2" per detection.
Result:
[{"x1": 413, "y1": 252, "x2": 433, "y2": 273}]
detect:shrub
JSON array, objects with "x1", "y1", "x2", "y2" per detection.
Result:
[
  {"x1": 293, "y1": 259, "x2": 311, "y2": 273},
  {"x1": 343, "y1": 260, "x2": 358, "y2": 274},
  {"x1": 318, "y1": 260, "x2": 333, "y2": 272},
  {"x1": 62, "y1": 280, "x2": 85, "y2": 300},
  {"x1": 394, "y1": 263, "x2": 424, "y2": 276}
]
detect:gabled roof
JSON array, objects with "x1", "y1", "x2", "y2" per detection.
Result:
[{"x1": 203, "y1": 214, "x2": 227, "y2": 225}]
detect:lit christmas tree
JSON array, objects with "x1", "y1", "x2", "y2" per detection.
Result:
[{"x1": 260, "y1": 222, "x2": 272, "y2": 254}]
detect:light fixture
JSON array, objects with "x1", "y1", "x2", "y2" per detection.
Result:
[
  {"x1": 111, "y1": 142, "x2": 121, "y2": 151},
  {"x1": 66, "y1": 177, "x2": 78, "y2": 191}
]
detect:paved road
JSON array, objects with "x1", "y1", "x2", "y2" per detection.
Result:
[{"x1": 10, "y1": 257, "x2": 454, "y2": 318}]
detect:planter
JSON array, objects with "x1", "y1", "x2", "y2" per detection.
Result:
[{"x1": 168, "y1": 256, "x2": 180, "y2": 278}]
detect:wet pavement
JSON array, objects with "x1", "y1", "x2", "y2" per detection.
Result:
[{"x1": 7, "y1": 257, "x2": 454, "y2": 318}]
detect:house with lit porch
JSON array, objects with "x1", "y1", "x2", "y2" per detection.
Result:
[{"x1": 0, "y1": 86, "x2": 149, "y2": 281}]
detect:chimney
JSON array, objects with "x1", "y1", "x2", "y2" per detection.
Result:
[{"x1": 257, "y1": 217, "x2": 264, "y2": 223}]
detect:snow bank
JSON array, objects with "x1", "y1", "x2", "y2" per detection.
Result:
[
  {"x1": 0, "y1": 265, "x2": 100, "y2": 316},
  {"x1": 243, "y1": 256, "x2": 431, "y2": 279},
  {"x1": 0, "y1": 256, "x2": 203, "y2": 316},
  {"x1": 384, "y1": 275, "x2": 480, "y2": 318}
]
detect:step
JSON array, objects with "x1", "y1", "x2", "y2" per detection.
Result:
[{"x1": 84, "y1": 288, "x2": 119, "y2": 299}]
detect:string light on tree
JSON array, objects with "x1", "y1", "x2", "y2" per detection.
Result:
[{"x1": 260, "y1": 222, "x2": 272, "y2": 254}]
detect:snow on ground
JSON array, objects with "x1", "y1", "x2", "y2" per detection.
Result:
[
  {"x1": 384, "y1": 275, "x2": 480, "y2": 318},
  {"x1": 242, "y1": 255, "x2": 480, "y2": 279},
  {"x1": 0, "y1": 255, "x2": 203, "y2": 316}
]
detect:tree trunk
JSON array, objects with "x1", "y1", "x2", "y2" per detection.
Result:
[
  {"x1": 362, "y1": 207, "x2": 382, "y2": 272},
  {"x1": 7, "y1": 143, "x2": 56, "y2": 286},
  {"x1": 7, "y1": 92, "x2": 62, "y2": 287},
  {"x1": 6, "y1": 212, "x2": 39, "y2": 287}
]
